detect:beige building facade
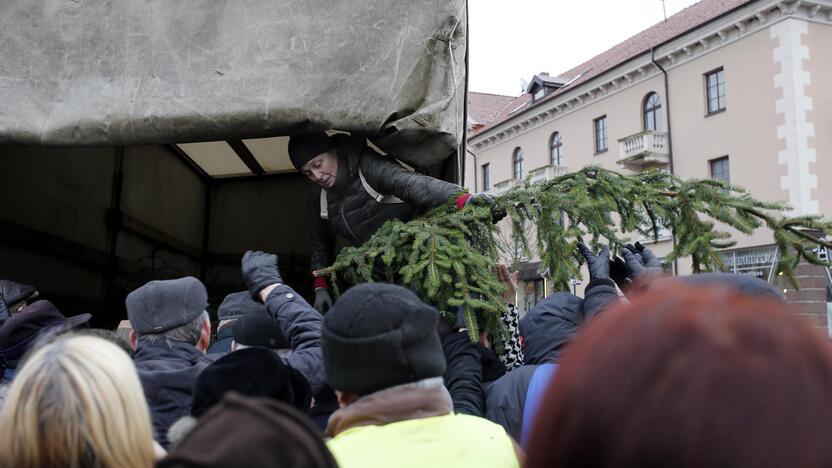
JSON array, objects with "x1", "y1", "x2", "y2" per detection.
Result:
[{"x1": 466, "y1": 0, "x2": 832, "y2": 327}]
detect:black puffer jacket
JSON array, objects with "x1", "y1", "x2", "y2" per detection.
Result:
[{"x1": 309, "y1": 134, "x2": 462, "y2": 270}]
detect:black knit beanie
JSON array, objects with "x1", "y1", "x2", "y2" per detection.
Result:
[
  {"x1": 288, "y1": 132, "x2": 334, "y2": 170},
  {"x1": 322, "y1": 283, "x2": 447, "y2": 396},
  {"x1": 232, "y1": 312, "x2": 290, "y2": 349},
  {"x1": 190, "y1": 348, "x2": 311, "y2": 417}
]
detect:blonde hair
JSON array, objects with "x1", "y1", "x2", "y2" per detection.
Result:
[{"x1": 0, "y1": 335, "x2": 156, "y2": 468}]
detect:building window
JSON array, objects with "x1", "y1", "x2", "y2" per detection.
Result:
[
  {"x1": 710, "y1": 156, "x2": 730, "y2": 183},
  {"x1": 482, "y1": 163, "x2": 491, "y2": 191},
  {"x1": 594, "y1": 116, "x2": 608, "y2": 154},
  {"x1": 513, "y1": 147, "x2": 524, "y2": 180},
  {"x1": 705, "y1": 68, "x2": 726, "y2": 114},
  {"x1": 550, "y1": 132, "x2": 563, "y2": 166},
  {"x1": 643, "y1": 92, "x2": 662, "y2": 131}
]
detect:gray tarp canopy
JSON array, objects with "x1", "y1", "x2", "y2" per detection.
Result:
[{"x1": 0, "y1": 0, "x2": 467, "y2": 169}]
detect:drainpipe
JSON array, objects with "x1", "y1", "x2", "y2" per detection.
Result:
[
  {"x1": 459, "y1": 0, "x2": 470, "y2": 187},
  {"x1": 468, "y1": 148, "x2": 479, "y2": 191},
  {"x1": 651, "y1": 47, "x2": 678, "y2": 275}
]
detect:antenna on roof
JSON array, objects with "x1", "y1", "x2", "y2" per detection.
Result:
[
  {"x1": 661, "y1": 0, "x2": 668, "y2": 21},
  {"x1": 519, "y1": 78, "x2": 530, "y2": 93}
]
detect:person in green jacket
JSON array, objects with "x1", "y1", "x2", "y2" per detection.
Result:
[{"x1": 320, "y1": 283, "x2": 521, "y2": 468}]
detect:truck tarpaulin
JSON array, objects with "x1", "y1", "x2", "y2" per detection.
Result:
[{"x1": 0, "y1": 0, "x2": 467, "y2": 167}]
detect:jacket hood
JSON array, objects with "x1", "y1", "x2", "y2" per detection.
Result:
[{"x1": 519, "y1": 292, "x2": 584, "y2": 365}]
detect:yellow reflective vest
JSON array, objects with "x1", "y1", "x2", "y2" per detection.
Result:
[{"x1": 327, "y1": 413, "x2": 520, "y2": 468}]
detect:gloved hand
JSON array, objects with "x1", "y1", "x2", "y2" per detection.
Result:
[
  {"x1": 608, "y1": 255, "x2": 631, "y2": 291},
  {"x1": 241, "y1": 250, "x2": 284, "y2": 300},
  {"x1": 457, "y1": 192, "x2": 506, "y2": 223},
  {"x1": 577, "y1": 243, "x2": 610, "y2": 281},
  {"x1": 314, "y1": 288, "x2": 333, "y2": 314},
  {"x1": 464, "y1": 192, "x2": 495, "y2": 207},
  {"x1": 621, "y1": 242, "x2": 663, "y2": 279}
]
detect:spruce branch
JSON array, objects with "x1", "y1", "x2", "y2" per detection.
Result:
[{"x1": 324, "y1": 166, "x2": 832, "y2": 344}]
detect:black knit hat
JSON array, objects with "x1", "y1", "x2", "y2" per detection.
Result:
[
  {"x1": 232, "y1": 312, "x2": 290, "y2": 349},
  {"x1": 322, "y1": 283, "x2": 446, "y2": 396},
  {"x1": 190, "y1": 347, "x2": 311, "y2": 418},
  {"x1": 287, "y1": 132, "x2": 333, "y2": 170}
]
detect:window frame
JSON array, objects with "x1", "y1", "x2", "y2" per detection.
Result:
[
  {"x1": 513, "y1": 147, "x2": 524, "y2": 181},
  {"x1": 481, "y1": 163, "x2": 491, "y2": 191},
  {"x1": 593, "y1": 115, "x2": 608, "y2": 154},
  {"x1": 643, "y1": 92, "x2": 662, "y2": 131},
  {"x1": 709, "y1": 156, "x2": 730, "y2": 183},
  {"x1": 550, "y1": 131, "x2": 563, "y2": 166},
  {"x1": 705, "y1": 67, "x2": 726, "y2": 116}
]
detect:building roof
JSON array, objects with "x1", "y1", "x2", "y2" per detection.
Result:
[
  {"x1": 467, "y1": 92, "x2": 517, "y2": 127},
  {"x1": 468, "y1": 92, "x2": 531, "y2": 134},
  {"x1": 473, "y1": 0, "x2": 755, "y2": 135}
]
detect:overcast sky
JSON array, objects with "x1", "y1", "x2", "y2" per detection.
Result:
[{"x1": 468, "y1": 0, "x2": 701, "y2": 96}]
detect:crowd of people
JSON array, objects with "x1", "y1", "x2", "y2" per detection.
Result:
[{"x1": 1, "y1": 239, "x2": 831, "y2": 468}]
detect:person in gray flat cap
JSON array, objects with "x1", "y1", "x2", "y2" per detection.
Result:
[
  {"x1": 206, "y1": 291, "x2": 263, "y2": 355},
  {"x1": 127, "y1": 276, "x2": 219, "y2": 449}
]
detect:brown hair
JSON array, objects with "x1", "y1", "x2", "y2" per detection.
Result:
[{"x1": 525, "y1": 283, "x2": 832, "y2": 468}]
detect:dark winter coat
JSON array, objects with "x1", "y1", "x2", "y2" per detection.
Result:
[
  {"x1": 133, "y1": 340, "x2": 219, "y2": 448},
  {"x1": 485, "y1": 279, "x2": 619, "y2": 440},
  {"x1": 309, "y1": 134, "x2": 462, "y2": 270},
  {"x1": 442, "y1": 331, "x2": 486, "y2": 417},
  {"x1": 206, "y1": 326, "x2": 233, "y2": 355},
  {"x1": 262, "y1": 284, "x2": 327, "y2": 394}
]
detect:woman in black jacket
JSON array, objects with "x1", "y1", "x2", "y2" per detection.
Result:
[{"x1": 288, "y1": 132, "x2": 491, "y2": 313}]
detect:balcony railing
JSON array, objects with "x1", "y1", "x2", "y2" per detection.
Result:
[
  {"x1": 528, "y1": 164, "x2": 568, "y2": 185},
  {"x1": 490, "y1": 179, "x2": 517, "y2": 196},
  {"x1": 617, "y1": 130, "x2": 670, "y2": 168}
]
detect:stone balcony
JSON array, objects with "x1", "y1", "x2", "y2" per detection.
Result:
[
  {"x1": 528, "y1": 164, "x2": 568, "y2": 184},
  {"x1": 617, "y1": 130, "x2": 670, "y2": 169},
  {"x1": 490, "y1": 178, "x2": 517, "y2": 196}
]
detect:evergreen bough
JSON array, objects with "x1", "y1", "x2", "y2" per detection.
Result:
[{"x1": 321, "y1": 166, "x2": 832, "y2": 344}]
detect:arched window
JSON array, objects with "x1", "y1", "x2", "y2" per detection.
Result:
[
  {"x1": 550, "y1": 132, "x2": 563, "y2": 166},
  {"x1": 513, "y1": 147, "x2": 524, "y2": 181},
  {"x1": 643, "y1": 92, "x2": 662, "y2": 131}
]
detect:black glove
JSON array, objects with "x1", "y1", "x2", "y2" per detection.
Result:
[
  {"x1": 621, "y1": 242, "x2": 663, "y2": 279},
  {"x1": 609, "y1": 255, "x2": 631, "y2": 291},
  {"x1": 314, "y1": 288, "x2": 333, "y2": 314},
  {"x1": 577, "y1": 243, "x2": 610, "y2": 281},
  {"x1": 241, "y1": 250, "x2": 284, "y2": 299},
  {"x1": 635, "y1": 242, "x2": 663, "y2": 269},
  {"x1": 462, "y1": 193, "x2": 506, "y2": 223}
]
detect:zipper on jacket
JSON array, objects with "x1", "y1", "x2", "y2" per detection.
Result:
[{"x1": 340, "y1": 200, "x2": 359, "y2": 243}]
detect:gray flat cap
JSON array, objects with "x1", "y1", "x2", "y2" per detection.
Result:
[
  {"x1": 126, "y1": 277, "x2": 208, "y2": 335},
  {"x1": 217, "y1": 291, "x2": 264, "y2": 322}
]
